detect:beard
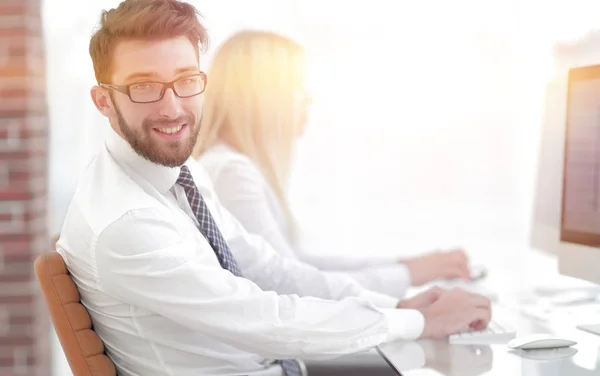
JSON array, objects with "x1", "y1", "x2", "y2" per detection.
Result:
[{"x1": 112, "y1": 98, "x2": 201, "y2": 168}]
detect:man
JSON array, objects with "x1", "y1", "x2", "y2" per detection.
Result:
[{"x1": 56, "y1": 1, "x2": 491, "y2": 375}]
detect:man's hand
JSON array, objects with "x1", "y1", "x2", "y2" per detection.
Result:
[
  {"x1": 419, "y1": 288, "x2": 491, "y2": 339},
  {"x1": 401, "y1": 249, "x2": 470, "y2": 286},
  {"x1": 396, "y1": 287, "x2": 444, "y2": 310}
]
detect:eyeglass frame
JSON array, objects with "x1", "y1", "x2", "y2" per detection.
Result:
[{"x1": 99, "y1": 72, "x2": 208, "y2": 104}]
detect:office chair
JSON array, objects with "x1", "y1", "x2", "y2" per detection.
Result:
[{"x1": 34, "y1": 251, "x2": 117, "y2": 376}]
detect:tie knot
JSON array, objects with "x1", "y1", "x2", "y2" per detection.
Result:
[{"x1": 176, "y1": 165, "x2": 195, "y2": 190}]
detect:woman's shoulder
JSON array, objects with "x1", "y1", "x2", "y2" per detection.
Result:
[{"x1": 197, "y1": 143, "x2": 263, "y2": 184}]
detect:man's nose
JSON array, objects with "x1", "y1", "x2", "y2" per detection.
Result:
[{"x1": 157, "y1": 88, "x2": 185, "y2": 118}]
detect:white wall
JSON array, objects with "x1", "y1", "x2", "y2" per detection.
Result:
[{"x1": 42, "y1": 1, "x2": 600, "y2": 374}]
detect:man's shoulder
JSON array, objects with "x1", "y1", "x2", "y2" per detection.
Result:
[{"x1": 63, "y1": 149, "x2": 164, "y2": 239}]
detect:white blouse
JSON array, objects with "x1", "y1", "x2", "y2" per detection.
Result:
[{"x1": 198, "y1": 143, "x2": 411, "y2": 298}]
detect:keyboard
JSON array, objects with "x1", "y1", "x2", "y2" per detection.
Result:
[{"x1": 449, "y1": 319, "x2": 516, "y2": 345}]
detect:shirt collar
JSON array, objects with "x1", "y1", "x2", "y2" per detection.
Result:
[{"x1": 105, "y1": 126, "x2": 183, "y2": 193}]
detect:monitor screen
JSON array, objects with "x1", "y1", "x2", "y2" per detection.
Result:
[{"x1": 561, "y1": 64, "x2": 600, "y2": 247}]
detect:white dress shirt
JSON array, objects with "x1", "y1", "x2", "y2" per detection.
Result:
[
  {"x1": 197, "y1": 143, "x2": 412, "y2": 298},
  {"x1": 56, "y1": 128, "x2": 424, "y2": 376}
]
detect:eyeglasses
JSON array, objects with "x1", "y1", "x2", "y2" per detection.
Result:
[{"x1": 100, "y1": 72, "x2": 208, "y2": 104}]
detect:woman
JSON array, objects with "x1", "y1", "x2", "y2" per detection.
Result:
[{"x1": 193, "y1": 30, "x2": 470, "y2": 298}]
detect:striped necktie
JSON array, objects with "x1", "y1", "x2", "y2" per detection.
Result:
[{"x1": 176, "y1": 166, "x2": 304, "y2": 376}]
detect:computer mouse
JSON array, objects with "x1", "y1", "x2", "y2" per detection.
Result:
[
  {"x1": 507, "y1": 334, "x2": 577, "y2": 350},
  {"x1": 508, "y1": 347, "x2": 578, "y2": 361},
  {"x1": 469, "y1": 265, "x2": 487, "y2": 282}
]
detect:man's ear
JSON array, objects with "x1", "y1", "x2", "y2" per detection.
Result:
[{"x1": 91, "y1": 86, "x2": 117, "y2": 117}]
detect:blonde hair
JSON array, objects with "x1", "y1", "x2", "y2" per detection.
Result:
[{"x1": 194, "y1": 30, "x2": 306, "y2": 227}]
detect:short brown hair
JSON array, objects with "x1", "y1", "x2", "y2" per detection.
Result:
[{"x1": 89, "y1": 0, "x2": 209, "y2": 84}]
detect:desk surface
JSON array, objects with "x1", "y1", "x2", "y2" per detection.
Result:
[
  {"x1": 378, "y1": 246, "x2": 600, "y2": 376},
  {"x1": 378, "y1": 306, "x2": 600, "y2": 376}
]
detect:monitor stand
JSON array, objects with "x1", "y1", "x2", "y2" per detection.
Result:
[
  {"x1": 577, "y1": 324, "x2": 600, "y2": 337},
  {"x1": 573, "y1": 290, "x2": 600, "y2": 337},
  {"x1": 555, "y1": 290, "x2": 600, "y2": 337},
  {"x1": 548, "y1": 290, "x2": 600, "y2": 306}
]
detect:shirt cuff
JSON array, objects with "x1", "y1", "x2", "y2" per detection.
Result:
[
  {"x1": 397, "y1": 263, "x2": 412, "y2": 287},
  {"x1": 356, "y1": 289, "x2": 400, "y2": 309},
  {"x1": 373, "y1": 263, "x2": 412, "y2": 295},
  {"x1": 380, "y1": 308, "x2": 425, "y2": 341}
]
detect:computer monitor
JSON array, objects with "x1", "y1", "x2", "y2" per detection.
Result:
[
  {"x1": 558, "y1": 63, "x2": 600, "y2": 286},
  {"x1": 530, "y1": 36, "x2": 600, "y2": 261},
  {"x1": 536, "y1": 63, "x2": 600, "y2": 336},
  {"x1": 530, "y1": 35, "x2": 600, "y2": 335},
  {"x1": 530, "y1": 56, "x2": 600, "y2": 335},
  {"x1": 529, "y1": 74, "x2": 568, "y2": 257}
]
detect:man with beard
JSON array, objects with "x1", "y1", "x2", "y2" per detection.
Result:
[{"x1": 55, "y1": 1, "x2": 491, "y2": 375}]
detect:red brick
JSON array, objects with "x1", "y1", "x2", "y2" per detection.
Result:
[
  {"x1": 0, "y1": 36, "x2": 27, "y2": 58},
  {"x1": 0, "y1": 238, "x2": 30, "y2": 256},
  {"x1": 0, "y1": 77, "x2": 27, "y2": 91},
  {"x1": 0, "y1": 274, "x2": 30, "y2": 283},
  {"x1": 0, "y1": 234, "x2": 29, "y2": 243},
  {"x1": 9, "y1": 159, "x2": 44, "y2": 174},
  {"x1": 0, "y1": 336, "x2": 33, "y2": 347},
  {"x1": 23, "y1": 211, "x2": 44, "y2": 223},
  {"x1": 9, "y1": 314, "x2": 33, "y2": 326},
  {"x1": 6, "y1": 242, "x2": 34, "y2": 257},
  {"x1": 0, "y1": 27, "x2": 26, "y2": 38},
  {"x1": 0, "y1": 102, "x2": 27, "y2": 117},
  {"x1": 0, "y1": 295, "x2": 33, "y2": 305},
  {"x1": 0, "y1": 81, "x2": 45, "y2": 101},
  {"x1": 6, "y1": 324, "x2": 34, "y2": 337},
  {"x1": 0, "y1": 15, "x2": 26, "y2": 26},
  {"x1": 0, "y1": 352, "x2": 36, "y2": 368},
  {"x1": 5, "y1": 303, "x2": 34, "y2": 318},
  {"x1": 24, "y1": 136, "x2": 46, "y2": 152},
  {"x1": 4, "y1": 181, "x2": 27, "y2": 192},
  {"x1": 0, "y1": 63, "x2": 28, "y2": 77},
  {"x1": 0, "y1": 150, "x2": 28, "y2": 158},
  {"x1": 0, "y1": 101, "x2": 46, "y2": 118},
  {"x1": 0, "y1": 37, "x2": 44, "y2": 59},
  {"x1": 0, "y1": 152, "x2": 40, "y2": 167},
  {"x1": 20, "y1": 127, "x2": 46, "y2": 139},
  {"x1": 8, "y1": 168, "x2": 39, "y2": 185},
  {"x1": 0, "y1": 279, "x2": 34, "y2": 293},
  {"x1": 0, "y1": 3, "x2": 27, "y2": 16},
  {"x1": 8, "y1": 170, "x2": 29, "y2": 182},
  {"x1": 0, "y1": 189, "x2": 30, "y2": 200},
  {"x1": 0, "y1": 347, "x2": 36, "y2": 368},
  {"x1": 3, "y1": 252, "x2": 37, "y2": 265},
  {"x1": 23, "y1": 116, "x2": 47, "y2": 132},
  {"x1": 0, "y1": 88, "x2": 27, "y2": 98},
  {"x1": 26, "y1": 217, "x2": 45, "y2": 234}
]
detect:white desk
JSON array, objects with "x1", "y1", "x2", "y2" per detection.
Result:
[
  {"x1": 377, "y1": 244, "x2": 600, "y2": 376},
  {"x1": 379, "y1": 307, "x2": 600, "y2": 376}
]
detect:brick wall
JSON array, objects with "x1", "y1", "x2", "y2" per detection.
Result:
[{"x1": 0, "y1": 0, "x2": 50, "y2": 375}]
